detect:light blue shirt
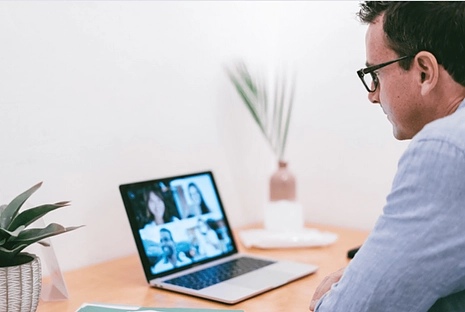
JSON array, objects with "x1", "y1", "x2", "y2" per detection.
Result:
[{"x1": 316, "y1": 99, "x2": 465, "y2": 312}]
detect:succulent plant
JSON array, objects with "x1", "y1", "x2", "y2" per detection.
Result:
[{"x1": 0, "y1": 182, "x2": 81, "y2": 267}]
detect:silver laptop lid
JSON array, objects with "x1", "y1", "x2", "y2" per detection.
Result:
[{"x1": 119, "y1": 171, "x2": 239, "y2": 281}]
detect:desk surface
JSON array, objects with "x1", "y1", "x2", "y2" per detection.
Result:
[{"x1": 37, "y1": 224, "x2": 369, "y2": 312}]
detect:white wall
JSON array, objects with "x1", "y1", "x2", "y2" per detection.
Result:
[{"x1": 0, "y1": 1, "x2": 409, "y2": 273}]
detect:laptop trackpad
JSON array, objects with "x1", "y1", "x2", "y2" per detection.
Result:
[{"x1": 225, "y1": 269, "x2": 292, "y2": 290}]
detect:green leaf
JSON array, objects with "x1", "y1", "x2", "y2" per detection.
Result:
[
  {"x1": 232, "y1": 76, "x2": 276, "y2": 153},
  {"x1": 237, "y1": 61, "x2": 257, "y2": 96},
  {"x1": 227, "y1": 71, "x2": 264, "y2": 130},
  {"x1": 0, "y1": 243, "x2": 29, "y2": 263},
  {"x1": 227, "y1": 65, "x2": 276, "y2": 148},
  {"x1": 0, "y1": 182, "x2": 42, "y2": 229},
  {"x1": 0, "y1": 225, "x2": 25, "y2": 239},
  {"x1": 271, "y1": 75, "x2": 280, "y2": 154},
  {"x1": 14, "y1": 223, "x2": 83, "y2": 245},
  {"x1": 261, "y1": 79, "x2": 269, "y2": 131},
  {"x1": 0, "y1": 205, "x2": 6, "y2": 215},
  {"x1": 226, "y1": 61, "x2": 296, "y2": 160},
  {"x1": 8, "y1": 201, "x2": 70, "y2": 231},
  {"x1": 279, "y1": 76, "x2": 296, "y2": 160}
]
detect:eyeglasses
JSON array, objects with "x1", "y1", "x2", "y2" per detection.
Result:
[{"x1": 357, "y1": 55, "x2": 413, "y2": 92}]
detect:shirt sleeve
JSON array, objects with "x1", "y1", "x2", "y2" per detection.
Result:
[{"x1": 315, "y1": 138, "x2": 465, "y2": 312}]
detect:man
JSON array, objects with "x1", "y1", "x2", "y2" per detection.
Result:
[
  {"x1": 152, "y1": 228, "x2": 191, "y2": 274},
  {"x1": 310, "y1": 2, "x2": 465, "y2": 311}
]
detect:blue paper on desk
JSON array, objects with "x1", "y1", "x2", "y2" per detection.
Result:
[{"x1": 76, "y1": 303, "x2": 244, "y2": 312}]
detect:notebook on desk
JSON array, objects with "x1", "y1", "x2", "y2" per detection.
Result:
[{"x1": 119, "y1": 171, "x2": 318, "y2": 304}]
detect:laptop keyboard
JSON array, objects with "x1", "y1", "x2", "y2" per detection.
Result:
[{"x1": 164, "y1": 256, "x2": 275, "y2": 290}]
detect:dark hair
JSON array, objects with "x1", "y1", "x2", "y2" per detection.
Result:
[
  {"x1": 205, "y1": 218, "x2": 222, "y2": 239},
  {"x1": 159, "y1": 228, "x2": 173, "y2": 240},
  {"x1": 187, "y1": 182, "x2": 210, "y2": 214},
  {"x1": 357, "y1": 1, "x2": 465, "y2": 86},
  {"x1": 143, "y1": 184, "x2": 180, "y2": 225}
]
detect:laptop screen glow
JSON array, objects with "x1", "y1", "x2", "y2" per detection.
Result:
[{"x1": 120, "y1": 171, "x2": 237, "y2": 280}]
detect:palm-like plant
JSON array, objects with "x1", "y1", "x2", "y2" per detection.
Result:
[
  {"x1": 226, "y1": 61, "x2": 296, "y2": 161},
  {"x1": 0, "y1": 182, "x2": 81, "y2": 267}
]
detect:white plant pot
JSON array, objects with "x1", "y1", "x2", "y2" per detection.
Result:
[{"x1": 0, "y1": 253, "x2": 42, "y2": 312}]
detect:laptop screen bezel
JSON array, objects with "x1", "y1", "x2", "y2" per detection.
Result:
[{"x1": 119, "y1": 170, "x2": 239, "y2": 281}]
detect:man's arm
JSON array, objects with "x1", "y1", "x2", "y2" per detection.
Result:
[
  {"x1": 310, "y1": 267, "x2": 345, "y2": 311},
  {"x1": 313, "y1": 138, "x2": 465, "y2": 311}
]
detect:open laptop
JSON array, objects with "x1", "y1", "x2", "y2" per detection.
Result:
[{"x1": 119, "y1": 171, "x2": 318, "y2": 304}]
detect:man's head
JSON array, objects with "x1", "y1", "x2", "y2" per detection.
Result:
[
  {"x1": 160, "y1": 228, "x2": 176, "y2": 258},
  {"x1": 357, "y1": 2, "x2": 465, "y2": 140}
]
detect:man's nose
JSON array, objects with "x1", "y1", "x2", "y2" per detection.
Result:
[{"x1": 368, "y1": 88, "x2": 380, "y2": 104}]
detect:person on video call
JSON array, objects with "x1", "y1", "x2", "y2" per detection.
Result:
[
  {"x1": 195, "y1": 218, "x2": 221, "y2": 258},
  {"x1": 152, "y1": 228, "x2": 191, "y2": 274},
  {"x1": 187, "y1": 182, "x2": 211, "y2": 217},
  {"x1": 144, "y1": 185, "x2": 180, "y2": 226},
  {"x1": 310, "y1": 2, "x2": 465, "y2": 311}
]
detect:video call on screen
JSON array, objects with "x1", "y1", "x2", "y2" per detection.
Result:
[{"x1": 126, "y1": 173, "x2": 234, "y2": 275}]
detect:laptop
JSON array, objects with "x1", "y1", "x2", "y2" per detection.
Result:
[{"x1": 119, "y1": 171, "x2": 318, "y2": 304}]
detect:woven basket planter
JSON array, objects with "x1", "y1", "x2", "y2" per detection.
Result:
[{"x1": 0, "y1": 253, "x2": 42, "y2": 312}]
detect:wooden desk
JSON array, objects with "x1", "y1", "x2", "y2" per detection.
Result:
[{"x1": 37, "y1": 224, "x2": 368, "y2": 312}]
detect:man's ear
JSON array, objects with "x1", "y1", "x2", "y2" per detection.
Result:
[{"x1": 413, "y1": 51, "x2": 439, "y2": 96}]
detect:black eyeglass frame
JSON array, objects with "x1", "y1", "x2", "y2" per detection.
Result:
[{"x1": 357, "y1": 55, "x2": 414, "y2": 92}]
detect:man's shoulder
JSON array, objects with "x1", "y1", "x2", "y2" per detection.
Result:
[{"x1": 413, "y1": 104, "x2": 465, "y2": 151}]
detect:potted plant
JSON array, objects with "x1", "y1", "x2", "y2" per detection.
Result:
[
  {"x1": 0, "y1": 182, "x2": 81, "y2": 312},
  {"x1": 226, "y1": 61, "x2": 297, "y2": 201}
]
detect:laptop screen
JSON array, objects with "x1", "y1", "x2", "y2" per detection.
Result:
[{"x1": 119, "y1": 171, "x2": 238, "y2": 280}]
